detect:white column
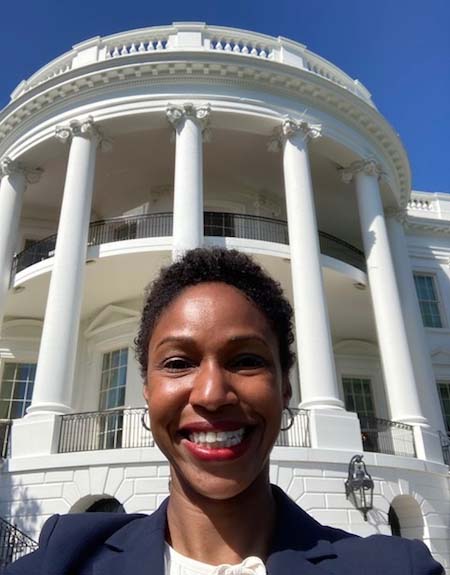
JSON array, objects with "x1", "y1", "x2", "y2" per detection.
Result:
[
  {"x1": 279, "y1": 119, "x2": 343, "y2": 411},
  {"x1": 343, "y1": 160, "x2": 428, "y2": 428},
  {"x1": 0, "y1": 158, "x2": 41, "y2": 328},
  {"x1": 27, "y1": 117, "x2": 100, "y2": 417},
  {"x1": 167, "y1": 102, "x2": 210, "y2": 260},
  {"x1": 386, "y1": 210, "x2": 446, "y2": 433}
]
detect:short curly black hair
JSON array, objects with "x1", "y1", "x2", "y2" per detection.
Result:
[{"x1": 135, "y1": 248, "x2": 295, "y2": 379}]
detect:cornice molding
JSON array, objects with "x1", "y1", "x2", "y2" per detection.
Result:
[
  {"x1": 0, "y1": 55, "x2": 410, "y2": 203},
  {"x1": 406, "y1": 216, "x2": 450, "y2": 235},
  {"x1": 0, "y1": 156, "x2": 43, "y2": 184}
]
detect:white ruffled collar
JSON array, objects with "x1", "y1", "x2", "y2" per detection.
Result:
[{"x1": 165, "y1": 543, "x2": 266, "y2": 575}]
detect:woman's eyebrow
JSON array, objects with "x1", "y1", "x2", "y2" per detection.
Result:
[{"x1": 153, "y1": 335, "x2": 195, "y2": 350}]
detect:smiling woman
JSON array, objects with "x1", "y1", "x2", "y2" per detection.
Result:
[{"x1": 5, "y1": 249, "x2": 444, "y2": 574}]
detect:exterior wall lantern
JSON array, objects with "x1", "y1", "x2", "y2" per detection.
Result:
[{"x1": 345, "y1": 454, "x2": 374, "y2": 521}]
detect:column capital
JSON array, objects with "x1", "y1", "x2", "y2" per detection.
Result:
[
  {"x1": 341, "y1": 158, "x2": 383, "y2": 184},
  {"x1": 268, "y1": 117, "x2": 321, "y2": 152},
  {"x1": 55, "y1": 116, "x2": 111, "y2": 151},
  {"x1": 166, "y1": 102, "x2": 211, "y2": 131},
  {"x1": 0, "y1": 156, "x2": 43, "y2": 184},
  {"x1": 385, "y1": 206, "x2": 407, "y2": 224}
]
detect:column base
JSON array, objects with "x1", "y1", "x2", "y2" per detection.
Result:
[
  {"x1": 300, "y1": 397, "x2": 345, "y2": 410},
  {"x1": 413, "y1": 426, "x2": 445, "y2": 464},
  {"x1": 10, "y1": 413, "x2": 61, "y2": 457},
  {"x1": 26, "y1": 401, "x2": 71, "y2": 416},
  {"x1": 308, "y1": 409, "x2": 363, "y2": 451}
]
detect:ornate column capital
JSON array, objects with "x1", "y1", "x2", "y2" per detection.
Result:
[
  {"x1": 166, "y1": 102, "x2": 211, "y2": 132},
  {"x1": 385, "y1": 207, "x2": 407, "y2": 224},
  {"x1": 268, "y1": 117, "x2": 322, "y2": 152},
  {"x1": 0, "y1": 156, "x2": 43, "y2": 184},
  {"x1": 340, "y1": 158, "x2": 383, "y2": 184},
  {"x1": 55, "y1": 116, "x2": 111, "y2": 151}
]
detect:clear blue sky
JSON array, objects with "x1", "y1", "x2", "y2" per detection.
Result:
[{"x1": 1, "y1": 0, "x2": 449, "y2": 192}]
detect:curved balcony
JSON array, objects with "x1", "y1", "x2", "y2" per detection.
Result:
[{"x1": 12, "y1": 212, "x2": 366, "y2": 276}]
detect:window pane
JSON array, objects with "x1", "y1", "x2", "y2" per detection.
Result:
[
  {"x1": 13, "y1": 382, "x2": 26, "y2": 400},
  {"x1": 0, "y1": 400, "x2": 10, "y2": 419},
  {"x1": 0, "y1": 381, "x2": 13, "y2": 400}
]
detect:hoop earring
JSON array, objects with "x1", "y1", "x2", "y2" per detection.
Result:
[
  {"x1": 141, "y1": 408, "x2": 151, "y2": 432},
  {"x1": 280, "y1": 407, "x2": 295, "y2": 431}
]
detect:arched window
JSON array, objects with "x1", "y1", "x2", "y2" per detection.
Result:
[
  {"x1": 389, "y1": 495, "x2": 424, "y2": 540},
  {"x1": 85, "y1": 498, "x2": 125, "y2": 513}
]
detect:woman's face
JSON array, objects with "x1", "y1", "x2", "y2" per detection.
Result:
[{"x1": 144, "y1": 282, "x2": 290, "y2": 500}]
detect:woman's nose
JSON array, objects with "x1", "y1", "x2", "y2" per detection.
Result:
[{"x1": 189, "y1": 360, "x2": 238, "y2": 411}]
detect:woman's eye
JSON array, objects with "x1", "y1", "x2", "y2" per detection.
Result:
[
  {"x1": 163, "y1": 358, "x2": 192, "y2": 371},
  {"x1": 231, "y1": 354, "x2": 266, "y2": 370}
]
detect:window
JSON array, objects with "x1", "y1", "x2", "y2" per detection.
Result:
[
  {"x1": 343, "y1": 377, "x2": 378, "y2": 453},
  {"x1": 413, "y1": 274, "x2": 443, "y2": 328},
  {"x1": 342, "y1": 377, "x2": 376, "y2": 418},
  {"x1": 0, "y1": 363, "x2": 36, "y2": 419},
  {"x1": 437, "y1": 382, "x2": 450, "y2": 433},
  {"x1": 98, "y1": 349, "x2": 128, "y2": 449}
]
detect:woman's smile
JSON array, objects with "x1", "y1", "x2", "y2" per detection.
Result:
[{"x1": 144, "y1": 282, "x2": 289, "y2": 499}]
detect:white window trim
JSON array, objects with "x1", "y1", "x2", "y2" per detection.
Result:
[{"x1": 413, "y1": 270, "x2": 447, "y2": 329}]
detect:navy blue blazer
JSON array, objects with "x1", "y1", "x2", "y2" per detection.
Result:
[{"x1": 5, "y1": 486, "x2": 443, "y2": 574}]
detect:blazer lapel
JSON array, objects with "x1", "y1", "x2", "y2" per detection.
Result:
[
  {"x1": 266, "y1": 486, "x2": 340, "y2": 575},
  {"x1": 93, "y1": 500, "x2": 168, "y2": 575}
]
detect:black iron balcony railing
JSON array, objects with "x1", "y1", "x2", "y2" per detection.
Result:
[
  {"x1": 58, "y1": 408, "x2": 154, "y2": 453},
  {"x1": 0, "y1": 517, "x2": 38, "y2": 571},
  {"x1": 0, "y1": 421, "x2": 11, "y2": 459},
  {"x1": 58, "y1": 407, "x2": 311, "y2": 453},
  {"x1": 13, "y1": 212, "x2": 366, "y2": 275},
  {"x1": 359, "y1": 415, "x2": 416, "y2": 458}
]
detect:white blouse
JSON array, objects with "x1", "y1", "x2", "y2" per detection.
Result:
[{"x1": 165, "y1": 543, "x2": 267, "y2": 575}]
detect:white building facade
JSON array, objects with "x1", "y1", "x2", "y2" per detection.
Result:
[{"x1": 0, "y1": 22, "x2": 449, "y2": 569}]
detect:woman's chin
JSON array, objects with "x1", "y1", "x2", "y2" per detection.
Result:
[{"x1": 172, "y1": 464, "x2": 270, "y2": 503}]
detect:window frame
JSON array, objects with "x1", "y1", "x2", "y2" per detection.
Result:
[
  {"x1": 413, "y1": 272, "x2": 446, "y2": 329},
  {"x1": 437, "y1": 380, "x2": 450, "y2": 434},
  {"x1": 0, "y1": 361, "x2": 37, "y2": 420}
]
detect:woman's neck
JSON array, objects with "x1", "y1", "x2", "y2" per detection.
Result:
[{"x1": 166, "y1": 474, "x2": 276, "y2": 566}]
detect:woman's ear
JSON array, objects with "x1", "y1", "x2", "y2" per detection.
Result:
[{"x1": 282, "y1": 376, "x2": 292, "y2": 408}]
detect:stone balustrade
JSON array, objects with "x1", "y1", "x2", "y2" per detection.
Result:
[{"x1": 10, "y1": 23, "x2": 373, "y2": 105}]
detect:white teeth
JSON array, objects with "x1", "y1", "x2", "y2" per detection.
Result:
[{"x1": 188, "y1": 428, "x2": 245, "y2": 447}]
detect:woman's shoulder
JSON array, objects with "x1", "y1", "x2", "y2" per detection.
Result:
[{"x1": 4, "y1": 510, "x2": 156, "y2": 574}]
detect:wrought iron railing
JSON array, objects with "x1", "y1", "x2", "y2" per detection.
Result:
[
  {"x1": 13, "y1": 212, "x2": 366, "y2": 275},
  {"x1": 58, "y1": 408, "x2": 154, "y2": 453},
  {"x1": 0, "y1": 517, "x2": 38, "y2": 570},
  {"x1": 439, "y1": 431, "x2": 450, "y2": 466},
  {"x1": 58, "y1": 407, "x2": 310, "y2": 453},
  {"x1": 0, "y1": 421, "x2": 11, "y2": 459},
  {"x1": 275, "y1": 408, "x2": 310, "y2": 448},
  {"x1": 359, "y1": 415, "x2": 416, "y2": 458}
]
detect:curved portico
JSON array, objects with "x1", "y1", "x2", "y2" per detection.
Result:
[
  {"x1": 0, "y1": 23, "x2": 443, "y2": 458},
  {"x1": 0, "y1": 24, "x2": 449, "y2": 569}
]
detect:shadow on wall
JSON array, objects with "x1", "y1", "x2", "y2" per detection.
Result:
[{"x1": 0, "y1": 462, "x2": 43, "y2": 538}]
